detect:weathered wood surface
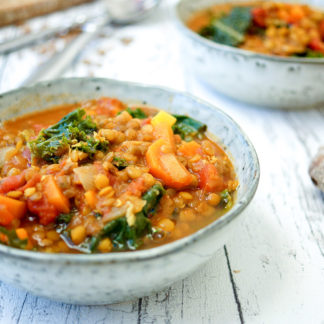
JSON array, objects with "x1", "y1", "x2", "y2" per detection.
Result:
[{"x1": 0, "y1": 1, "x2": 324, "y2": 323}]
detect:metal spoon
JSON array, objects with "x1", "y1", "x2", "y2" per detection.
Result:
[
  {"x1": 0, "y1": 0, "x2": 160, "y2": 55},
  {"x1": 23, "y1": 0, "x2": 160, "y2": 86}
]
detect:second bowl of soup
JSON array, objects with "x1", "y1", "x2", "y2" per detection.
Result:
[{"x1": 176, "y1": 0, "x2": 324, "y2": 109}]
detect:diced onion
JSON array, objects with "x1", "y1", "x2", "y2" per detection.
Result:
[{"x1": 73, "y1": 165, "x2": 96, "y2": 191}]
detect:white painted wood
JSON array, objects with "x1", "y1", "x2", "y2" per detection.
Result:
[{"x1": 0, "y1": 0, "x2": 324, "y2": 323}]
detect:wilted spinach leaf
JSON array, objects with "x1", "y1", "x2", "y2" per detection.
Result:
[
  {"x1": 125, "y1": 107, "x2": 147, "y2": 119},
  {"x1": 172, "y1": 115, "x2": 207, "y2": 141},
  {"x1": 200, "y1": 7, "x2": 252, "y2": 47}
]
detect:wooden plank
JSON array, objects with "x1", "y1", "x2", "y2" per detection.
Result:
[
  {"x1": 0, "y1": 0, "x2": 93, "y2": 27},
  {"x1": 137, "y1": 250, "x2": 240, "y2": 324}
]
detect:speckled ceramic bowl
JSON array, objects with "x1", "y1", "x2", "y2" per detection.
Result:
[
  {"x1": 0, "y1": 78, "x2": 259, "y2": 305},
  {"x1": 175, "y1": 0, "x2": 324, "y2": 109}
]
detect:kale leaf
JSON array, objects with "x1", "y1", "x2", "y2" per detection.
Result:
[
  {"x1": 200, "y1": 7, "x2": 252, "y2": 47},
  {"x1": 29, "y1": 109, "x2": 108, "y2": 163},
  {"x1": 0, "y1": 227, "x2": 27, "y2": 249},
  {"x1": 112, "y1": 156, "x2": 128, "y2": 170},
  {"x1": 125, "y1": 107, "x2": 148, "y2": 119},
  {"x1": 142, "y1": 184, "x2": 165, "y2": 217},
  {"x1": 172, "y1": 115, "x2": 207, "y2": 141}
]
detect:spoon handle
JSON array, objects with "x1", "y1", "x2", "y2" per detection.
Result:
[
  {"x1": 23, "y1": 15, "x2": 111, "y2": 86},
  {"x1": 0, "y1": 13, "x2": 105, "y2": 55}
]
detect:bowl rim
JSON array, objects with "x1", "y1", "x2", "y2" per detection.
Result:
[
  {"x1": 0, "y1": 77, "x2": 260, "y2": 264},
  {"x1": 175, "y1": 0, "x2": 324, "y2": 64}
]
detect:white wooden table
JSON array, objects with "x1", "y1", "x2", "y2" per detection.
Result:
[{"x1": 0, "y1": 1, "x2": 324, "y2": 323}]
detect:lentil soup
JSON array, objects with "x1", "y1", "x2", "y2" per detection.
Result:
[
  {"x1": 0, "y1": 97, "x2": 237, "y2": 253},
  {"x1": 188, "y1": 1, "x2": 324, "y2": 57}
]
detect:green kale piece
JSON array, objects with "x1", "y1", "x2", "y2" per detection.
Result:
[
  {"x1": 294, "y1": 49, "x2": 324, "y2": 58},
  {"x1": 29, "y1": 109, "x2": 108, "y2": 163},
  {"x1": 141, "y1": 184, "x2": 165, "y2": 217},
  {"x1": 56, "y1": 212, "x2": 74, "y2": 233},
  {"x1": 220, "y1": 189, "x2": 233, "y2": 210},
  {"x1": 0, "y1": 227, "x2": 27, "y2": 249},
  {"x1": 125, "y1": 107, "x2": 148, "y2": 119},
  {"x1": 172, "y1": 115, "x2": 207, "y2": 142},
  {"x1": 199, "y1": 7, "x2": 252, "y2": 47},
  {"x1": 112, "y1": 156, "x2": 128, "y2": 170}
]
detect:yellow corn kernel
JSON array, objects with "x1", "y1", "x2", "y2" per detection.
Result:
[
  {"x1": 7, "y1": 191, "x2": 23, "y2": 198},
  {"x1": 99, "y1": 186, "x2": 114, "y2": 197},
  {"x1": 98, "y1": 238, "x2": 113, "y2": 253},
  {"x1": 157, "y1": 218, "x2": 175, "y2": 232},
  {"x1": 71, "y1": 225, "x2": 86, "y2": 245},
  {"x1": 207, "y1": 193, "x2": 221, "y2": 206},
  {"x1": 179, "y1": 192, "x2": 193, "y2": 201},
  {"x1": 151, "y1": 111, "x2": 177, "y2": 127},
  {"x1": 24, "y1": 187, "x2": 36, "y2": 198}
]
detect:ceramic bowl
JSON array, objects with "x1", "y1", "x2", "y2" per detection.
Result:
[
  {"x1": 175, "y1": 0, "x2": 324, "y2": 109},
  {"x1": 0, "y1": 78, "x2": 259, "y2": 305}
]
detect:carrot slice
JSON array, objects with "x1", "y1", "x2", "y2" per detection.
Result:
[
  {"x1": 153, "y1": 122, "x2": 176, "y2": 151},
  {"x1": 178, "y1": 141, "x2": 202, "y2": 157},
  {"x1": 0, "y1": 205, "x2": 15, "y2": 226},
  {"x1": 16, "y1": 228, "x2": 28, "y2": 240},
  {"x1": 146, "y1": 139, "x2": 193, "y2": 189},
  {"x1": 85, "y1": 190, "x2": 97, "y2": 209},
  {"x1": 0, "y1": 195, "x2": 26, "y2": 222},
  {"x1": 43, "y1": 175, "x2": 70, "y2": 214}
]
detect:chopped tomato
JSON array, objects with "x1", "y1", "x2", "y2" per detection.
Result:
[
  {"x1": 252, "y1": 7, "x2": 267, "y2": 28},
  {"x1": 0, "y1": 173, "x2": 26, "y2": 194},
  {"x1": 27, "y1": 196, "x2": 59, "y2": 225},
  {"x1": 199, "y1": 163, "x2": 226, "y2": 193},
  {"x1": 95, "y1": 97, "x2": 125, "y2": 117},
  {"x1": 126, "y1": 178, "x2": 146, "y2": 197},
  {"x1": 308, "y1": 39, "x2": 324, "y2": 54},
  {"x1": 319, "y1": 20, "x2": 324, "y2": 41},
  {"x1": 18, "y1": 174, "x2": 41, "y2": 192}
]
